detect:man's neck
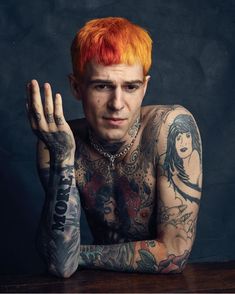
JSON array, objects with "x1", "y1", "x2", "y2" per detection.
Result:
[
  {"x1": 91, "y1": 135, "x2": 125, "y2": 155},
  {"x1": 89, "y1": 115, "x2": 141, "y2": 155}
]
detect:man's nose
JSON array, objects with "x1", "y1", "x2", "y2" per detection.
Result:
[{"x1": 107, "y1": 87, "x2": 124, "y2": 111}]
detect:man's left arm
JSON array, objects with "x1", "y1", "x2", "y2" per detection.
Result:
[{"x1": 78, "y1": 107, "x2": 202, "y2": 273}]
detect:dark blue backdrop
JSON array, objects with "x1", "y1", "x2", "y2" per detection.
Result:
[{"x1": 1, "y1": 0, "x2": 235, "y2": 274}]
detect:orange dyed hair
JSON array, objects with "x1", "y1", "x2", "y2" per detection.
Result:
[{"x1": 71, "y1": 17, "x2": 152, "y2": 78}]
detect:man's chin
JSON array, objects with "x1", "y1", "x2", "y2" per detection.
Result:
[{"x1": 96, "y1": 128, "x2": 127, "y2": 143}]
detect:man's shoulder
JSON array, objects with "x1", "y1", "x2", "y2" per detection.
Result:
[
  {"x1": 143, "y1": 105, "x2": 200, "y2": 165},
  {"x1": 141, "y1": 105, "x2": 197, "y2": 154},
  {"x1": 141, "y1": 104, "x2": 193, "y2": 127}
]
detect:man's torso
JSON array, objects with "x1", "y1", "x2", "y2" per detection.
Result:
[{"x1": 69, "y1": 105, "x2": 176, "y2": 244}]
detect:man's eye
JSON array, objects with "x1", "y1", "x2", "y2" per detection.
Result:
[
  {"x1": 94, "y1": 84, "x2": 112, "y2": 91},
  {"x1": 124, "y1": 85, "x2": 139, "y2": 93}
]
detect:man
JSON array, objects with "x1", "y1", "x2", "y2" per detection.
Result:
[{"x1": 26, "y1": 17, "x2": 202, "y2": 278}]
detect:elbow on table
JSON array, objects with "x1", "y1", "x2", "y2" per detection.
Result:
[
  {"x1": 48, "y1": 264, "x2": 78, "y2": 279},
  {"x1": 164, "y1": 248, "x2": 190, "y2": 274},
  {"x1": 156, "y1": 252, "x2": 189, "y2": 274},
  {"x1": 155, "y1": 239, "x2": 191, "y2": 274}
]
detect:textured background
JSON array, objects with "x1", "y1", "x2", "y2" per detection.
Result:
[{"x1": 1, "y1": 0, "x2": 235, "y2": 274}]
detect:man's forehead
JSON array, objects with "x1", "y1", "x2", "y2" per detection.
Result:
[{"x1": 84, "y1": 61, "x2": 144, "y2": 81}]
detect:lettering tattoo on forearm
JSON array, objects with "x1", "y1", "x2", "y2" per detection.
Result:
[
  {"x1": 48, "y1": 164, "x2": 80, "y2": 230},
  {"x1": 52, "y1": 170, "x2": 73, "y2": 231},
  {"x1": 38, "y1": 164, "x2": 81, "y2": 277}
]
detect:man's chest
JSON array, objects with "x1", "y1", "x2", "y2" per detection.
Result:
[{"x1": 74, "y1": 145, "x2": 158, "y2": 243}]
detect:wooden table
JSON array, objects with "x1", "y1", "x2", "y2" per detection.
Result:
[{"x1": 1, "y1": 261, "x2": 235, "y2": 293}]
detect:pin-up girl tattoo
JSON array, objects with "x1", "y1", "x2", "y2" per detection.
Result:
[{"x1": 163, "y1": 114, "x2": 202, "y2": 205}]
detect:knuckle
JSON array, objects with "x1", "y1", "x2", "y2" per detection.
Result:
[
  {"x1": 54, "y1": 115, "x2": 64, "y2": 125},
  {"x1": 45, "y1": 113, "x2": 55, "y2": 124},
  {"x1": 33, "y1": 111, "x2": 42, "y2": 122}
]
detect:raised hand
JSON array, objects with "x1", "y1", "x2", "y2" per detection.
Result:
[{"x1": 26, "y1": 80, "x2": 75, "y2": 164}]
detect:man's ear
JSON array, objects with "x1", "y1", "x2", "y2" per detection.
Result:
[
  {"x1": 68, "y1": 73, "x2": 82, "y2": 101},
  {"x1": 143, "y1": 75, "x2": 151, "y2": 96}
]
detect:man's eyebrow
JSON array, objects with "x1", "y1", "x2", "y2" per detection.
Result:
[
  {"x1": 123, "y1": 80, "x2": 144, "y2": 85},
  {"x1": 87, "y1": 79, "x2": 113, "y2": 85},
  {"x1": 87, "y1": 79, "x2": 144, "y2": 85}
]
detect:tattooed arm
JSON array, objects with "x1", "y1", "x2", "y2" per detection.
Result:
[
  {"x1": 26, "y1": 80, "x2": 81, "y2": 278},
  {"x1": 155, "y1": 107, "x2": 202, "y2": 270},
  {"x1": 78, "y1": 107, "x2": 202, "y2": 273}
]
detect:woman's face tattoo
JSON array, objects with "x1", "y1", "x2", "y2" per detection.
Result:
[{"x1": 175, "y1": 132, "x2": 193, "y2": 159}]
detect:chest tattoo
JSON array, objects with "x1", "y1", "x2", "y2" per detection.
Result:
[
  {"x1": 74, "y1": 143, "x2": 157, "y2": 243},
  {"x1": 72, "y1": 107, "x2": 176, "y2": 243}
]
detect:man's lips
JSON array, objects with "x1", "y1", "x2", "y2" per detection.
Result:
[
  {"x1": 103, "y1": 117, "x2": 126, "y2": 121},
  {"x1": 103, "y1": 117, "x2": 127, "y2": 126}
]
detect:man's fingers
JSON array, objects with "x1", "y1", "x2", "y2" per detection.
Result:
[
  {"x1": 54, "y1": 93, "x2": 66, "y2": 126},
  {"x1": 26, "y1": 80, "x2": 66, "y2": 131},
  {"x1": 43, "y1": 83, "x2": 57, "y2": 130},
  {"x1": 30, "y1": 80, "x2": 48, "y2": 129}
]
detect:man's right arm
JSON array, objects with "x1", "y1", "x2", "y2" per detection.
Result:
[
  {"x1": 37, "y1": 140, "x2": 81, "y2": 278},
  {"x1": 26, "y1": 80, "x2": 81, "y2": 278}
]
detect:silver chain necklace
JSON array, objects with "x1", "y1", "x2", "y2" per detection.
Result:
[{"x1": 89, "y1": 117, "x2": 141, "y2": 170}]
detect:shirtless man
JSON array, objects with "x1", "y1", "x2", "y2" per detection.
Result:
[{"x1": 26, "y1": 17, "x2": 202, "y2": 278}]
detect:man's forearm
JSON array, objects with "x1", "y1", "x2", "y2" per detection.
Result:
[
  {"x1": 79, "y1": 240, "x2": 189, "y2": 274},
  {"x1": 37, "y1": 158, "x2": 81, "y2": 278}
]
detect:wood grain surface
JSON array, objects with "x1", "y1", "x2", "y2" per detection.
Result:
[{"x1": 0, "y1": 261, "x2": 235, "y2": 293}]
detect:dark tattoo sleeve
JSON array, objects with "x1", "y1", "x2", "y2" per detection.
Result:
[
  {"x1": 79, "y1": 241, "x2": 189, "y2": 273},
  {"x1": 156, "y1": 110, "x2": 202, "y2": 265},
  {"x1": 37, "y1": 162, "x2": 81, "y2": 278}
]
